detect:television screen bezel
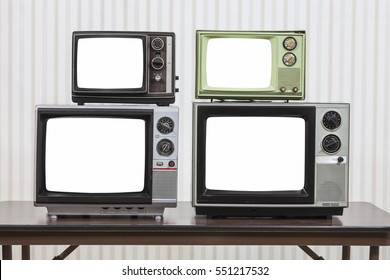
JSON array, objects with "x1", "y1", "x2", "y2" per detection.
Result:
[
  {"x1": 194, "y1": 104, "x2": 316, "y2": 205},
  {"x1": 35, "y1": 107, "x2": 154, "y2": 205},
  {"x1": 195, "y1": 30, "x2": 306, "y2": 101},
  {"x1": 72, "y1": 31, "x2": 148, "y2": 95}
]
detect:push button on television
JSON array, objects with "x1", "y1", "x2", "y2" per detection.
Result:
[{"x1": 168, "y1": 161, "x2": 175, "y2": 167}]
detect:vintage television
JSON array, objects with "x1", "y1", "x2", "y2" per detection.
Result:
[
  {"x1": 195, "y1": 30, "x2": 305, "y2": 100},
  {"x1": 192, "y1": 102, "x2": 350, "y2": 217},
  {"x1": 34, "y1": 105, "x2": 178, "y2": 218},
  {"x1": 72, "y1": 31, "x2": 177, "y2": 105}
]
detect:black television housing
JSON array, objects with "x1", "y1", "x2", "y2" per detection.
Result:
[
  {"x1": 34, "y1": 105, "x2": 179, "y2": 217},
  {"x1": 72, "y1": 31, "x2": 177, "y2": 106},
  {"x1": 192, "y1": 102, "x2": 350, "y2": 218}
]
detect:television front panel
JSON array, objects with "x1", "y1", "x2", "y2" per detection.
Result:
[
  {"x1": 35, "y1": 105, "x2": 179, "y2": 217},
  {"x1": 72, "y1": 31, "x2": 176, "y2": 105},
  {"x1": 196, "y1": 30, "x2": 306, "y2": 101},
  {"x1": 192, "y1": 102, "x2": 350, "y2": 217}
]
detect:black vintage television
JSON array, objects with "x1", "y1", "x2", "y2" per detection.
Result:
[
  {"x1": 192, "y1": 102, "x2": 350, "y2": 217},
  {"x1": 72, "y1": 31, "x2": 177, "y2": 105},
  {"x1": 34, "y1": 105, "x2": 179, "y2": 218}
]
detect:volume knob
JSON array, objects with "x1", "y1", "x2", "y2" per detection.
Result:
[
  {"x1": 157, "y1": 139, "x2": 174, "y2": 156},
  {"x1": 151, "y1": 57, "x2": 164, "y2": 70},
  {"x1": 322, "y1": 134, "x2": 341, "y2": 154}
]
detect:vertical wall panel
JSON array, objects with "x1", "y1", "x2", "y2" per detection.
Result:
[{"x1": 0, "y1": 0, "x2": 389, "y2": 260}]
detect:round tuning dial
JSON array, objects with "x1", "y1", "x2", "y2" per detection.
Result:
[
  {"x1": 322, "y1": 134, "x2": 341, "y2": 154},
  {"x1": 157, "y1": 139, "x2": 174, "y2": 156},
  {"x1": 282, "y1": 52, "x2": 296, "y2": 66},
  {"x1": 151, "y1": 57, "x2": 164, "y2": 70},
  {"x1": 157, "y1": 117, "x2": 174, "y2": 134},
  {"x1": 322, "y1": 111, "x2": 342, "y2": 131},
  {"x1": 283, "y1": 37, "x2": 297, "y2": 50},
  {"x1": 151, "y1": 37, "x2": 164, "y2": 50}
]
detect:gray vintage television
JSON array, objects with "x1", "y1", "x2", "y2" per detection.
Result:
[
  {"x1": 193, "y1": 102, "x2": 349, "y2": 217},
  {"x1": 34, "y1": 105, "x2": 179, "y2": 218}
]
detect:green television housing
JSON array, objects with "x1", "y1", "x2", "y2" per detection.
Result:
[{"x1": 195, "y1": 30, "x2": 306, "y2": 100}]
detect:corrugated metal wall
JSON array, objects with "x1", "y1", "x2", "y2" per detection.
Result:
[{"x1": 0, "y1": 0, "x2": 389, "y2": 260}]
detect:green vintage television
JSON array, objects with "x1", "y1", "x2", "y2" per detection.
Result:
[{"x1": 195, "y1": 30, "x2": 306, "y2": 100}]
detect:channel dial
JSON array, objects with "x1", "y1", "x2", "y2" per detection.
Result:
[
  {"x1": 157, "y1": 117, "x2": 174, "y2": 134},
  {"x1": 283, "y1": 37, "x2": 297, "y2": 50},
  {"x1": 151, "y1": 37, "x2": 164, "y2": 50},
  {"x1": 322, "y1": 111, "x2": 342, "y2": 131}
]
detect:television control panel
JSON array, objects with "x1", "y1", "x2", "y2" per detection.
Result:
[
  {"x1": 149, "y1": 36, "x2": 174, "y2": 95},
  {"x1": 153, "y1": 106, "x2": 179, "y2": 171}
]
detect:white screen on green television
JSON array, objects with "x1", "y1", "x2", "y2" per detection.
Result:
[{"x1": 206, "y1": 38, "x2": 272, "y2": 89}]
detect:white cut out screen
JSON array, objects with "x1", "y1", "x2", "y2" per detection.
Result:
[
  {"x1": 205, "y1": 117, "x2": 305, "y2": 191},
  {"x1": 45, "y1": 117, "x2": 145, "y2": 193}
]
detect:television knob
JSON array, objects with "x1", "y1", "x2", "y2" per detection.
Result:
[
  {"x1": 337, "y1": 157, "x2": 344, "y2": 163},
  {"x1": 283, "y1": 37, "x2": 297, "y2": 50},
  {"x1": 154, "y1": 74, "x2": 162, "y2": 82},
  {"x1": 151, "y1": 57, "x2": 164, "y2": 70},
  {"x1": 151, "y1": 37, "x2": 164, "y2": 50},
  {"x1": 282, "y1": 52, "x2": 296, "y2": 66},
  {"x1": 322, "y1": 111, "x2": 342, "y2": 130},
  {"x1": 157, "y1": 117, "x2": 174, "y2": 134},
  {"x1": 157, "y1": 139, "x2": 174, "y2": 156},
  {"x1": 322, "y1": 134, "x2": 341, "y2": 154}
]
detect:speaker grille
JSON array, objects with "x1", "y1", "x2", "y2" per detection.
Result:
[
  {"x1": 152, "y1": 171, "x2": 177, "y2": 199},
  {"x1": 316, "y1": 164, "x2": 346, "y2": 202},
  {"x1": 278, "y1": 68, "x2": 301, "y2": 88}
]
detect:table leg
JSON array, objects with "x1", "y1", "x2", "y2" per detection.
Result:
[
  {"x1": 2, "y1": 245, "x2": 12, "y2": 260},
  {"x1": 53, "y1": 245, "x2": 79, "y2": 260},
  {"x1": 298, "y1": 245, "x2": 324, "y2": 260},
  {"x1": 342, "y1": 246, "x2": 351, "y2": 260},
  {"x1": 369, "y1": 246, "x2": 379, "y2": 260},
  {"x1": 22, "y1": 245, "x2": 31, "y2": 260}
]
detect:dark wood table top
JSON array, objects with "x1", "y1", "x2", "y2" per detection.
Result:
[
  {"x1": 0, "y1": 201, "x2": 389, "y2": 232},
  {"x1": 1, "y1": 201, "x2": 390, "y2": 247}
]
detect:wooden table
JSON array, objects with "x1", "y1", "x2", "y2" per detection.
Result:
[{"x1": 1, "y1": 201, "x2": 390, "y2": 260}]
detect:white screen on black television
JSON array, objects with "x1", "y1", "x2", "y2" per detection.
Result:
[
  {"x1": 45, "y1": 117, "x2": 145, "y2": 193},
  {"x1": 205, "y1": 117, "x2": 305, "y2": 191},
  {"x1": 206, "y1": 38, "x2": 272, "y2": 88},
  {"x1": 77, "y1": 38, "x2": 144, "y2": 89}
]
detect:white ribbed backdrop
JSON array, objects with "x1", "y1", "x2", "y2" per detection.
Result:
[{"x1": 1, "y1": 0, "x2": 389, "y2": 260}]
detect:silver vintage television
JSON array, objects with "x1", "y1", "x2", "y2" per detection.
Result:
[
  {"x1": 35, "y1": 105, "x2": 179, "y2": 218},
  {"x1": 193, "y1": 102, "x2": 349, "y2": 217}
]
